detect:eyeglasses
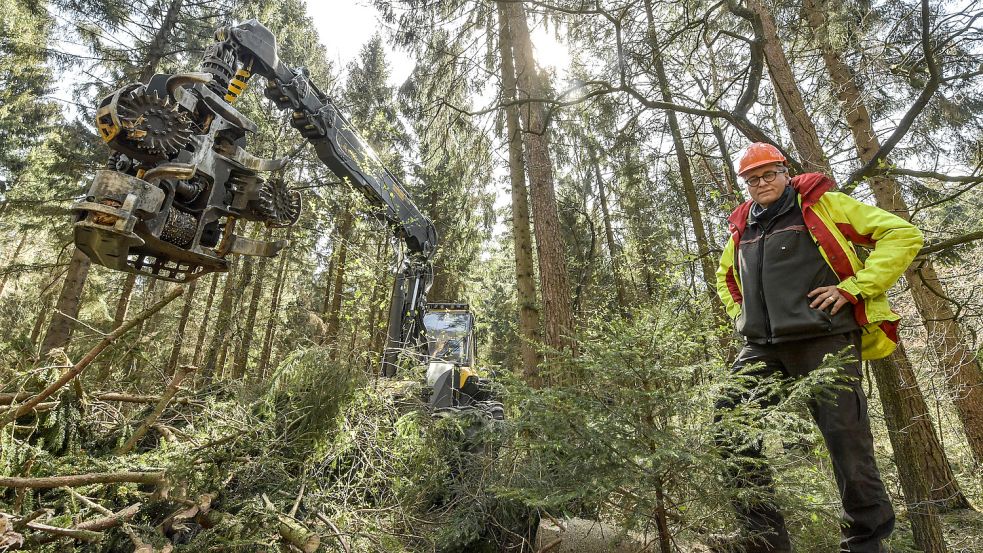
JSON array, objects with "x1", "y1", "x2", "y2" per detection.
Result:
[{"x1": 744, "y1": 168, "x2": 787, "y2": 187}]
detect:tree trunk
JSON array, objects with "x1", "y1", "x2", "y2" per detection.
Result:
[
  {"x1": 40, "y1": 248, "x2": 91, "y2": 355},
  {"x1": 234, "y1": 252, "x2": 270, "y2": 378},
  {"x1": 166, "y1": 280, "x2": 197, "y2": 375},
  {"x1": 112, "y1": 273, "x2": 138, "y2": 330},
  {"x1": 132, "y1": 277, "x2": 159, "y2": 343},
  {"x1": 497, "y1": 1, "x2": 543, "y2": 382},
  {"x1": 871, "y1": 346, "x2": 950, "y2": 550},
  {"x1": 748, "y1": 0, "x2": 830, "y2": 173},
  {"x1": 873, "y1": 343, "x2": 971, "y2": 510},
  {"x1": 321, "y1": 256, "x2": 335, "y2": 319},
  {"x1": 201, "y1": 257, "x2": 239, "y2": 383},
  {"x1": 590, "y1": 145, "x2": 629, "y2": 314},
  {"x1": 504, "y1": 1, "x2": 576, "y2": 362},
  {"x1": 192, "y1": 273, "x2": 220, "y2": 365},
  {"x1": 804, "y1": 0, "x2": 983, "y2": 467},
  {"x1": 362, "y1": 241, "x2": 386, "y2": 364},
  {"x1": 259, "y1": 237, "x2": 291, "y2": 378},
  {"x1": 138, "y1": 0, "x2": 185, "y2": 82},
  {"x1": 226, "y1": 254, "x2": 256, "y2": 378},
  {"x1": 0, "y1": 232, "x2": 27, "y2": 296},
  {"x1": 326, "y1": 210, "x2": 353, "y2": 348},
  {"x1": 216, "y1": 261, "x2": 251, "y2": 379}
]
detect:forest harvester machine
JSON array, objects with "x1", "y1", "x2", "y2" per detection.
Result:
[{"x1": 70, "y1": 19, "x2": 503, "y2": 422}]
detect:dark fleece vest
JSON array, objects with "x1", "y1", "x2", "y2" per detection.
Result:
[{"x1": 735, "y1": 186, "x2": 860, "y2": 343}]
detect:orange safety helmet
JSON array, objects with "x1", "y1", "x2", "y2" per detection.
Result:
[{"x1": 738, "y1": 142, "x2": 787, "y2": 176}]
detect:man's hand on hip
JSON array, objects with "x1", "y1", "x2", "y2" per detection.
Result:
[{"x1": 808, "y1": 285, "x2": 850, "y2": 315}]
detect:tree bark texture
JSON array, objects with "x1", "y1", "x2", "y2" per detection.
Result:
[
  {"x1": 497, "y1": 1, "x2": 543, "y2": 383},
  {"x1": 805, "y1": 0, "x2": 983, "y2": 466},
  {"x1": 201, "y1": 258, "x2": 239, "y2": 383},
  {"x1": 40, "y1": 248, "x2": 91, "y2": 355},
  {"x1": 166, "y1": 279, "x2": 197, "y2": 375},
  {"x1": 747, "y1": 0, "x2": 830, "y2": 173},
  {"x1": 192, "y1": 273, "x2": 219, "y2": 365},
  {"x1": 228, "y1": 254, "x2": 256, "y2": 378},
  {"x1": 326, "y1": 210, "x2": 353, "y2": 348},
  {"x1": 871, "y1": 343, "x2": 971, "y2": 510},
  {"x1": 871, "y1": 346, "x2": 950, "y2": 551},
  {"x1": 504, "y1": 1, "x2": 577, "y2": 360},
  {"x1": 259, "y1": 237, "x2": 292, "y2": 378},
  {"x1": 233, "y1": 253, "x2": 269, "y2": 379},
  {"x1": 112, "y1": 273, "x2": 138, "y2": 330}
]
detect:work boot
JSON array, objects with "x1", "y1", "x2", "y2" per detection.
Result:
[{"x1": 705, "y1": 529, "x2": 792, "y2": 553}]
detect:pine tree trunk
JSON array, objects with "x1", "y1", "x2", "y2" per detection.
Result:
[
  {"x1": 134, "y1": 277, "x2": 158, "y2": 338},
  {"x1": 362, "y1": 241, "x2": 385, "y2": 362},
  {"x1": 233, "y1": 253, "x2": 269, "y2": 379},
  {"x1": 321, "y1": 257, "x2": 334, "y2": 319},
  {"x1": 201, "y1": 258, "x2": 239, "y2": 383},
  {"x1": 871, "y1": 346, "x2": 950, "y2": 550},
  {"x1": 192, "y1": 273, "x2": 220, "y2": 365},
  {"x1": 112, "y1": 273, "x2": 138, "y2": 330},
  {"x1": 872, "y1": 344, "x2": 971, "y2": 510},
  {"x1": 590, "y1": 146, "x2": 629, "y2": 314},
  {"x1": 504, "y1": 1, "x2": 576, "y2": 362},
  {"x1": 226, "y1": 255, "x2": 256, "y2": 378},
  {"x1": 804, "y1": 0, "x2": 983, "y2": 466},
  {"x1": 326, "y1": 210, "x2": 353, "y2": 348},
  {"x1": 746, "y1": 0, "x2": 830, "y2": 173},
  {"x1": 259, "y1": 239, "x2": 291, "y2": 378},
  {"x1": 138, "y1": 0, "x2": 185, "y2": 82},
  {"x1": 0, "y1": 232, "x2": 27, "y2": 296},
  {"x1": 166, "y1": 280, "x2": 197, "y2": 375},
  {"x1": 498, "y1": 1, "x2": 543, "y2": 382},
  {"x1": 40, "y1": 248, "x2": 91, "y2": 355}
]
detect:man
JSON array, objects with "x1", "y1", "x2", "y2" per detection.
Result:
[{"x1": 713, "y1": 142, "x2": 923, "y2": 553}]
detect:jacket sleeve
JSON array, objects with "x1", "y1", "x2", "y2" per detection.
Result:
[
  {"x1": 715, "y1": 235, "x2": 742, "y2": 319},
  {"x1": 826, "y1": 192, "x2": 924, "y2": 301}
]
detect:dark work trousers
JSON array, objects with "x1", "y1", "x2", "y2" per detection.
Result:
[{"x1": 714, "y1": 331, "x2": 895, "y2": 553}]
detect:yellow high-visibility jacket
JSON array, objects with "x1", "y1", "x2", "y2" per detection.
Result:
[{"x1": 715, "y1": 173, "x2": 923, "y2": 360}]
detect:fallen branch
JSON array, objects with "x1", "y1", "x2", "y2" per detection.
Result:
[
  {"x1": 115, "y1": 365, "x2": 196, "y2": 455},
  {"x1": 93, "y1": 392, "x2": 191, "y2": 405},
  {"x1": 263, "y1": 494, "x2": 319, "y2": 553},
  {"x1": 24, "y1": 521, "x2": 102, "y2": 542},
  {"x1": 315, "y1": 512, "x2": 350, "y2": 553},
  {"x1": 21, "y1": 503, "x2": 142, "y2": 549},
  {"x1": 0, "y1": 393, "x2": 30, "y2": 405},
  {"x1": 0, "y1": 472, "x2": 163, "y2": 489},
  {"x1": 0, "y1": 286, "x2": 184, "y2": 429},
  {"x1": 2, "y1": 401, "x2": 58, "y2": 415},
  {"x1": 153, "y1": 424, "x2": 179, "y2": 444},
  {"x1": 72, "y1": 503, "x2": 141, "y2": 532},
  {"x1": 10, "y1": 509, "x2": 48, "y2": 531}
]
